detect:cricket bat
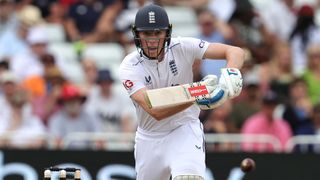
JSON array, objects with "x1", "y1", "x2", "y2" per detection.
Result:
[{"x1": 146, "y1": 81, "x2": 210, "y2": 109}]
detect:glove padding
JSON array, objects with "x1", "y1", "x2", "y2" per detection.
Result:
[
  {"x1": 196, "y1": 84, "x2": 228, "y2": 110},
  {"x1": 219, "y1": 68, "x2": 243, "y2": 99},
  {"x1": 195, "y1": 75, "x2": 228, "y2": 110},
  {"x1": 201, "y1": 74, "x2": 218, "y2": 86}
]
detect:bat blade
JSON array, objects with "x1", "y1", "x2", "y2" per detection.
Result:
[{"x1": 146, "y1": 82, "x2": 209, "y2": 109}]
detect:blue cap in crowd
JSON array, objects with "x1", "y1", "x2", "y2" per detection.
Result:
[{"x1": 97, "y1": 69, "x2": 114, "y2": 83}]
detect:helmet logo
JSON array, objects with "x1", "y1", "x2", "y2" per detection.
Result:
[{"x1": 148, "y1": 11, "x2": 155, "y2": 23}]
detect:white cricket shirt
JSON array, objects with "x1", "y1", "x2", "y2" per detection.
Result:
[{"x1": 119, "y1": 37, "x2": 209, "y2": 132}]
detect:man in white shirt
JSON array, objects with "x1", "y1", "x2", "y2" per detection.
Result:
[
  {"x1": 84, "y1": 69, "x2": 136, "y2": 133},
  {"x1": 10, "y1": 25, "x2": 69, "y2": 82},
  {"x1": 119, "y1": 4, "x2": 244, "y2": 180}
]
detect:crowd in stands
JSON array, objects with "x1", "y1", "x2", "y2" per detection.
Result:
[{"x1": 0, "y1": 0, "x2": 320, "y2": 153}]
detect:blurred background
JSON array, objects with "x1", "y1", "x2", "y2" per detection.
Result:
[{"x1": 0, "y1": 0, "x2": 320, "y2": 179}]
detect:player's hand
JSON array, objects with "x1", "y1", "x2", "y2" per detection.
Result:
[
  {"x1": 195, "y1": 75, "x2": 227, "y2": 110},
  {"x1": 201, "y1": 74, "x2": 218, "y2": 86},
  {"x1": 219, "y1": 68, "x2": 243, "y2": 99},
  {"x1": 196, "y1": 84, "x2": 228, "y2": 110}
]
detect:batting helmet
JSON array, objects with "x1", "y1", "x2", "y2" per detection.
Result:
[{"x1": 132, "y1": 4, "x2": 172, "y2": 50}]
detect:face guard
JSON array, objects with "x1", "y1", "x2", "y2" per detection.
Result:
[{"x1": 133, "y1": 30, "x2": 171, "y2": 60}]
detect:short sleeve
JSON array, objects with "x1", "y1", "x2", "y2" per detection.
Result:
[
  {"x1": 119, "y1": 59, "x2": 145, "y2": 96},
  {"x1": 178, "y1": 37, "x2": 209, "y2": 61}
]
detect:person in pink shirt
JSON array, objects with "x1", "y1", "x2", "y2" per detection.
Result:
[{"x1": 241, "y1": 91, "x2": 292, "y2": 152}]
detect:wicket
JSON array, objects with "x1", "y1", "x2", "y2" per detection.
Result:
[{"x1": 44, "y1": 167, "x2": 81, "y2": 180}]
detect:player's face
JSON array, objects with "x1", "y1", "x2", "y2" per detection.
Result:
[{"x1": 139, "y1": 30, "x2": 166, "y2": 59}]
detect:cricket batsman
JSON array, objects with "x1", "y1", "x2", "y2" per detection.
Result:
[{"x1": 119, "y1": 4, "x2": 244, "y2": 180}]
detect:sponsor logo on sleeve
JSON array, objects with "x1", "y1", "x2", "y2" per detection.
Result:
[
  {"x1": 123, "y1": 80, "x2": 134, "y2": 90},
  {"x1": 199, "y1": 40, "x2": 205, "y2": 48}
]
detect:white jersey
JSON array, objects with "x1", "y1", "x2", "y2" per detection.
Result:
[{"x1": 119, "y1": 37, "x2": 209, "y2": 132}]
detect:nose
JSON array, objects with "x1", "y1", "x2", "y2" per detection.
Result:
[{"x1": 147, "y1": 37, "x2": 158, "y2": 43}]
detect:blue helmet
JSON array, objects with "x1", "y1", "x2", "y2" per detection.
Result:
[{"x1": 132, "y1": 4, "x2": 172, "y2": 49}]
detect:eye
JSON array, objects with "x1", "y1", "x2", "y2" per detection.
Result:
[
  {"x1": 143, "y1": 31, "x2": 152, "y2": 36},
  {"x1": 154, "y1": 31, "x2": 162, "y2": 35}
]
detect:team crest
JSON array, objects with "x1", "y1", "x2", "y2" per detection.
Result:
[
  {"x1": 169, "y1": 60, "x2": 178, "y2": 76},
  {"x1": 148, "y1": 11, "x2": 155, "y2": 23}
]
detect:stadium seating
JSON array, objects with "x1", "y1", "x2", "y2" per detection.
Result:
[
  {"x1": 285, "y1": 135, "x2": 320, "y2": 153},
  {"x1": 163, "y1": 6, "x2": 199, "y2": 37},
  {"x1": 82, "y1": 43, "x2": 125, "y2": 69},
  {"x1": 44, "y1": 23, "x2": 66, "y2": 43},
  {"x1": 171, "y1": 24, "x2": 200, "y2": 37},
  {"x1": 48, "y1": 42, "x2": 78, "y2": 63},
  {"x1": 48, "y1": 42, "x2": 85, "y2": 83},
  {"x1": 164, "y1": 6, "x2": 197, "y2": 26}
]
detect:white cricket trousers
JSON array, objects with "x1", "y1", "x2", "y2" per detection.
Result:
[{"x1": 134, "y1": 120, "x2": 206, "y2": 180}]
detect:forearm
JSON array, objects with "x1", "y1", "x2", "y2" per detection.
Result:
[
  {"x1": 131, "y1": 88, "x2": 194, "y2": 121},
  {"x1": 225, "y1": 46, "x2": 245, "y2": 69},
  {"x1": 149, "y1": 102, "x2": 194, "y2": 120},
  {"x1": 65, "y1": 19, "x2": 81, "y2": 41},
  {"x1": 203, "y1": 43, "x2": 245, "y2": 69}
]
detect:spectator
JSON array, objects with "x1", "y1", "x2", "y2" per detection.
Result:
[
  {"x1": 228, "y1": 0, "x2": 274, "y2": 63},
  {"x1": 80, "y1": 58, "x2": 98, "y2": 93},
  {"x1": 0, "y1": 5, "x2": 43, "y2": 60},
  {"x1": 18, "y1": 54, "x2": 56, "y2": 99},
  {"x1": 45, "y1": 1, "x2": 68, "y2": 25},
  {"x1": 311, "y1": 104, "x2": 320, "y2": 135},
  {"x1": 282, "y1": 78, "x2": 313, "y2": 135},
  {"x1": 0, "y1": 61, "x2": 9, "y2": 75},
  {"x1": 40, "y1": 53, "x2": 57, "y2": 71},
  {"x1": 229, "y1": 77, "x2": 262, "y2": 132},
  {"x1": 48, "y1": 84, "x2": 102, "y2": 149},
  {"x1": 289, "y1": 4, "x2": 320, "y2": 75},
  {"x1": 115, "y1": 0, "x2": 152, "y2": 48},
  {"x1": 10, "y1": 25, "x2": 48, "y2": 80},
  {"x1": 203, "y1": 100, "x2": 235, "y2": 151},
  {"x1": 59, "y1": 0, "x2": 78, "y2": 9},
  {"x1": 65, "y1": 0, "x2": 123, "y2": 43},
  {"x1": 0, "y1": 0, "x2": 16, "y2": 34},
  {"x1": 258, "y1": 0, "x2": 296, "y2": 42},
  {"x1": 84, "y1": 69, "x2": 136, "y2": 133},
  {"x1": 0, "y1": 70, "x2": 18, "y2": 104},
  {"x1": 196, "y1": 8, "x2": 233, "y2": 77},
  {"x1": 22, "y1": 75, "x2": 46, "y2": 98},
  {"x1": 157, "y1": 0, "x2": 207, "y2": 10},
  {"x1": 292, "y1": 103, "x2": 320, "y2": 153},
  {"x1": 10, "y1": 25, "x2": 68, "y2": 81},
  {"x1": 310, "y1": 103, "x2": 320, "y2": 153},
  {"x1": 15, "y1": 0, "x2": 33, "y2": 11},
  {"x1": 0, "y1": 72, "x2": 46, "y2": 149},
  {"x1": 241, "y1": 91, "x2": 292, "y2": 152},
  {"x1": 33, "y1": 0, "x2": 59, "y2": 18},
  {"x1": 301, "y1": 43, "x2": 320, "y2": 105},
  {"x1": 33, "y1": 66, "x2": 68, "y2": 125},
  {"x1": 197, "y1": 8, "x2": 232, "y2": 44},
  {"x1": 207, "y1": 0, "x2": 235, "y2": 22},
  {"x1": 260, "y1": 41, "x2": 294, "y2": 102}
]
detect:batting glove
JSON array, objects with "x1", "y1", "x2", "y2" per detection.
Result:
[
  {"x1": 201, "y1": 74, "x2": 218, "y2": 86},
  {"x1": 219, "y1": 68, "x2": 243, "y2": 99},
  {"x1": 195, "y1": 75, "x2": 228, "y2": 110}
]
